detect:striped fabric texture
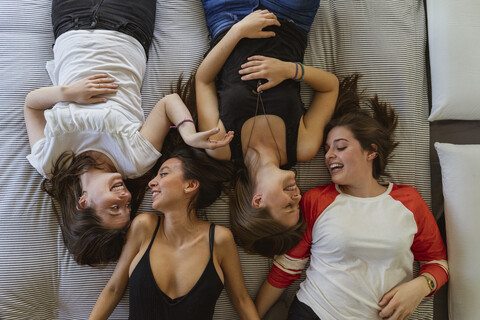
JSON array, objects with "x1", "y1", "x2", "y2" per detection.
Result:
[{"x1": 0, "y1": 0, "x2": 432, "y2": 319}]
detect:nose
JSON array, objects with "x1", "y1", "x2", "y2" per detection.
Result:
[
  {"x1": 288, "y1": 170, "x2": 296, "y2": 179},
  {"x1": 325, "y1": 147, "x2": 334, "y2": 160},
  {"x1": 120, "y1": 191, "x2": 131, "y2": 201},
  {"x1": 148, "y1": 178, "x2": 157, "y2": 189},
  {"x1": 292, "y1": 193, "x2": 301, "y2": 202}
]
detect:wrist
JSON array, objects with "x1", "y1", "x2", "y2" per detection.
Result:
[
  {"x1": 61, "y1": 85, "x2": 73, "y2": 102},
  {"x1": 289, "y1": 62, "x2": 298, "y2": 80},
  {"x1": 419, "y1": 274, "x2": 436, "y2": 296},
  {"x1": 230, "y1": 23, "x2": 247, "y2": 41},
  {"x1": 176, "y1": 120, "x2": 196, "y2": 138}
]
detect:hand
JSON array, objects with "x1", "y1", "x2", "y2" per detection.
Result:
[
  {"x1": 64, "y1": 74, "x2": 118, "y2": 104},
  {"x1": 239, "y1": 56, "x2": 294, "y2": 91},
  {"x1": 183, "y1": 128, "x2": 234, "y2": 150},
  {"x1": 234, "y1": 10, "x2": 281, "y2": 39},
  {"x1": 378, "y1": 277, "x2": 430, "y2": 320}
]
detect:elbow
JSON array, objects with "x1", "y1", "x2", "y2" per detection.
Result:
[
  {"x1": 297, "y1": 141, "x2": 322, "y2": 163},
  {"x1": 24, "y1": 92, "x2": 34, "y2": 112},
  {"x1": 161, "y1": 93, "x2": 180, "y2": 104},
  {"x1": 327, "y1": 72, "x2": 339, "y2": 92}
]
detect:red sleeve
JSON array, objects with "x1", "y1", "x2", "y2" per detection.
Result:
[
  {"x1": 391, "y1": 185, "x2": 449, "y2": 294},
  {"x1": 267, "y1": 184, "x2": 338, "y2": 288}
]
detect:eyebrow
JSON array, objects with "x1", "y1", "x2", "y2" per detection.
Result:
[
  {"x1": 159, "y1": 166, "x2": 170, "y2": 172},
  {"x1": 333, "y1": 138, "x2": 349, "y2": 143}
]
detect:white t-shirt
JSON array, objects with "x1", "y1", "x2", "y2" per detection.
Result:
[{"x1": 27, "y1": 30, "x2": 160, "y2": 179}]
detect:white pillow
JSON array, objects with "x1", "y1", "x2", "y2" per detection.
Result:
[
  {"x1": 435, "y1": 142, "x2": 480, "y2": 319},
  {"x1": 427, "y1": 0, "x2": 480, "y2": 121}
]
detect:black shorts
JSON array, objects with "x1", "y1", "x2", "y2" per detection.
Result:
[
  {"x1": 287, "y1": 295, "x2": 321, "y2": 320},
  {"x1": 51, "y1": 0, "x2": 156, "y2": 55}
]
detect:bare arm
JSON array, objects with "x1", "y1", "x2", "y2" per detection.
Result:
[
  {"x1": 88, "y1": 215, "x2": 147, "y2": 320},
  {"x1": 24, "y1": 74, "x2": 117, "y2": 148},
  {"x1": 296, "y1": 67, "x2": 338, "y2": 161},
  {"x1": 216, "y1": 227, "x2": 260, "y2": 320},
  {"x1": 139, "y1": 93, "x2": 233, "y2": 152},
  {"x1": 195, "y1": 10, "x2": 280, "y2": 160},
  {"x1": 255, "y1": 280, "x2": 286, "y2": 318},
  {"x1": 238, "y1": 56, "x2": 338, "y2": 162}
]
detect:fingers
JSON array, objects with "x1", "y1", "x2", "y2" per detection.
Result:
[
  {"x1": 239, "y1": 59, "x2": 265, "y2": 80},
  {"x1": 93, "y1": 83, "x2": 118, "y2": 91},
  {"x1": 88, "y1": 77, "x2": 118, "y2": 102},
  {"x1": 87, "y1": 73, "x2": 109, "y2": 80},
  {"x1": 256, "y1": 10, "x2": 281, "y2": 27},
  {"x1": 87, "y1": 74, "x2": 115, "y2": 82},
  {"x1": 91, "y1": 78, "x2": 118, "y2": 95},
  {"x1": 207, "y1": 130, "x2": 234, "y2": 149},
  {"x1": 239, "y1": 69, "x2": 262, "y2": 80},
  {"x1": 379, "y1": 290, "x2": 394, "y2": 306},
  {"x1": 258, "y1": 31, "x2": 276, "y2": 38},
  {"x1": 256, "y1": 81, "x2": 275, "y2": 92},
  {"x1": 247, "y1": 55, "x2": 267, "y2": 61},
  {"x1": 87, "y1": 74, "x2": 117, "y2": 86},
  {"x1": 88, "y1": 97, "x2": 107, "y2": 104}
]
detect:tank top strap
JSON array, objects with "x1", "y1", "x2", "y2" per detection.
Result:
[
  {"x1": 208, "y1": 223, "x2": 216, "y2": 257},
  {"x1": 146, "y1": 215, "x2": 161, "y2": 252}
]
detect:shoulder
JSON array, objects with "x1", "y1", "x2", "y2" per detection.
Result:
[
  {"x1": 130, "y1": 212, "x2": 159, "y2": 235},
  {"x1": 390, "y1": 183, "x2": 421, "y2": 196},
  {"x1": 301, "y1": 183, "x2": 338, "y2": 225},
  {"x1": 389, "y1": 184, "x2": 431, "y2": 217},
  {"x1": 389, "y1": 184, "x2": 426, "y2": 206},
  {"x1": 302, "y1": 183, "x2": 338, "y2": 206},
  {"x1": 213, "y1": 224, "x2": 235, "y2": 247},
  {"x1": 304, "y1": 183, "x2": 337, "y2": 196}
]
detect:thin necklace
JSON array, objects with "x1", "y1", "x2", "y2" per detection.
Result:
[{"x1": 245, "y1": 81, "x2": 282, "y2": 164}]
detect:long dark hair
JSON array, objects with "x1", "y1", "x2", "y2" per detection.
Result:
[
  {"x1": 162, "y1": 145, "x2": 235, "y2": 216},
  {"x1": 326, "y1": 74, "x2": 398, "y2": 179},
  {"x1": 42, "y1": 152, "x2": 148, "y2": 266}
]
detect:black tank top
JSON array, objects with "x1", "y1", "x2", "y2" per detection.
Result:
[
  {"x1": 129, "y1": 218, "x2": 224, "y2": 320},
  {"x1": 213, "y1": 20, "x2": 307, "y2": 169}
]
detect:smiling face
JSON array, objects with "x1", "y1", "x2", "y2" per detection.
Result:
[
  {"x1": 148, "y1": 158, "x2": 189, "y2": 212},
  {"x1": 254, "y1": 169, "x2": 301, "y2": 228},
  {"x1": 324, "y1": 126, "x2": 376, "y2": 188},
  {"x1": 80, "y1": 171, "x2": 132, "y2": 229}
]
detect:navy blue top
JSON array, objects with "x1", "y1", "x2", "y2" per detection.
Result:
[{"x1": 129, "y1": 218, "x2": 223, "y2": 320}]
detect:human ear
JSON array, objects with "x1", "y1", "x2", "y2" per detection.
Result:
[
  {"x1": 251, "y1": 193, "x2": 263, "y2": 208},
  {"x1": 76, "y1": 194, "x2": 87, "y2": 211},
  {"x1": 368, "y1": 144, "x2": 378, "y2": 160},
  {"x1": 184, "y1": 179, "x2": 200, "y2": 194}
]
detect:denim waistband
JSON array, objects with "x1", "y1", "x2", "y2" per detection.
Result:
[{"x1": 202, "y1": 0, "x2": 320, "y2": 38}]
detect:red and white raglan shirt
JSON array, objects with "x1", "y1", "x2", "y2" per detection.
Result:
[{"x1": 268, "y1": 183, "x2": 449, "y2": 320}]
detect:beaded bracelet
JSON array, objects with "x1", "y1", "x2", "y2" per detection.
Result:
[
  {"x1": 294, "y1": 62, "x2": 305, "y2": 82},
  {"x1": 170, "y1": 119, "x2": 194, "y2": 129}
]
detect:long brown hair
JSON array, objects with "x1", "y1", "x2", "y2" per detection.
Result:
[
  {"x1": 326, "y1": 74, "x2": 398, "y2": 179},
  {"x1": 42, "y1": 152, "x2": 148, "y2": 266},
  {"x1": 172, "y1": 73, "x2": 305, "y2": 257},
  {"x1": 229, "y1": 164, "x2": 306, "y2": 258}
]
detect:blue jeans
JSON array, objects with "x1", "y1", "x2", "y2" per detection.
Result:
[
  {"x1": 52, "y1": 0, "x2": 156, "y2": 55},
  {"x1": 202, "y1": 0, "x2": 320, "y2": 38}
]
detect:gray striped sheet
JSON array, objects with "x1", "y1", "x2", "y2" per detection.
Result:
[{"x1": 0, "y1": 0, "x2": 432, "y2": 319}]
